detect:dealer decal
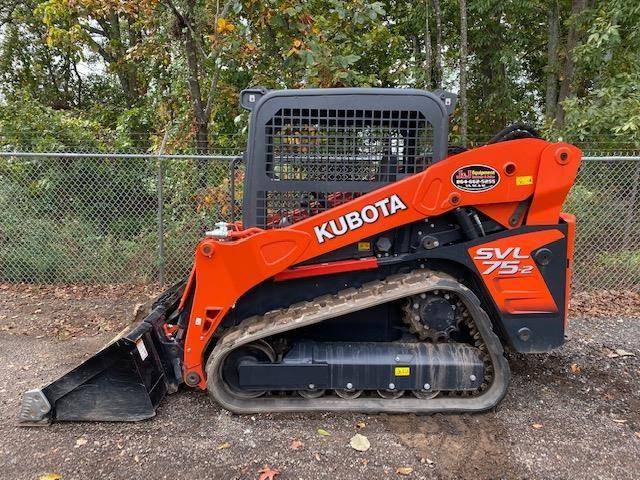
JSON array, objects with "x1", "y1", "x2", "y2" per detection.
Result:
[
  {"x1": 452, "y1": 164, "x2": 500, "y2": 192},
  {"x1": 313, "y1": 194, "x2": 407, "y2": 244}
]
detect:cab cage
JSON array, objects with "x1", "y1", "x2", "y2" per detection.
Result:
[{"x1": 241, "y1": 88, "x2": 454, "y2": 229}]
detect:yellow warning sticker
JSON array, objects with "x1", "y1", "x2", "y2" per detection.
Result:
[
  {"x1": 516, "y1": 175, "x2": 533, "y2": 186},
  {"x1": 357, "y1": 242, "x2": 371, "y2": 251},
  {"x1": 394, "y1": 366, "x2": 410, "y2": 376}
]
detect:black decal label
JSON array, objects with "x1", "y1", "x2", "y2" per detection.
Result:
[{"x1": 451, "y1": 164, "x2": 500, "y2": 192}]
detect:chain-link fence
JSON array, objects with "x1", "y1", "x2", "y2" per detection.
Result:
[
  {"x1": 0, "y1": 152, "x2": 240, "y2": 284},
  {"x1": 1, "y1": 151, "x2": 638, "y2": 291},
  {"x1": 567, "y1": 156, "x2": 640, "y2": 291}
]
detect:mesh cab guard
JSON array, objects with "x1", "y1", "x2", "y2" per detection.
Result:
[{"x1": 241, "y1": 88, "x2": 455, "y2": 229}]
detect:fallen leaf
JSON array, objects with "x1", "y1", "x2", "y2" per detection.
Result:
[
  {"x1": 356, "y1": 421, "x2": 366, "y2": 429},
  {"x1": 314, "y1": 452, "x2": 321, "y2": 461},
  {"x1": 39, "y1": 475, "x2": 62, "y2": 480},
  {"x1": 349, "y1": 433, "x2": 370, "y2": 452},
  {"x1": 134, "y1": 455, "x2": 139, "y2": 463},
  {"x1": 75, "y1": 437, "x2": 88, "y2": 447},
  {"x1": 217, "y1": 442, "x2": 231, "y2": 450},
  {"x1": 634, "y1": 432, "x2": 640, "y2": 439},
  {"x1": 290, "y1": 439, "x2": 304, "y2": 450},
  {"x1": 614, "y1": 349, "x2": 635, "y2": 357},
  {"x1": 216, "y1": 18, "x2": 235, "y2": 34},
  {"x1": 317, "y1": 428, "x2": 331, "y2": 436},
  {"x1": 258, "y1": 464, "x2": 280, "y2": 480},
  {"x1": 570, "y1": 363, "x2": 581, "y2": 374},
  {"x1": 605, "y1": 347, "x2": 636, "y2": 359},
  {"x1": 532, "y1": 423, "x2": 543, "y2": 429},
  {"x1": 612, "y1": 418, "x2": 627, "y2": 424},
  {"x1": 396, "y1": 466, "x2": 413, "y2": 475}
]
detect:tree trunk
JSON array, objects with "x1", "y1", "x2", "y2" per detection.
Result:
[
  {"x1": 184, "y1": 29, "x2": 208, "y2": 152},
  {"x1": 95, "y1": 13, "x2": 140, "y2": 106},
  {"x1": 195, "y1": 121, "x2": 209, "y2": 154},
  {"x1": 180, "y1": 1, "x2": 209, "y2": 153},
  {"x1": 556, "y1": 0, "x2": 586, "y2": 126},
  {"x1": 115, "y1": 67, "x2": 139, "y2": 106},
  {"x1": 72, "y1": 61, "x2": 82, "y2": 107},
  {"x1": 433, "y1": 0, "x2": 443, "y2": 88},
  {"x1": 413, "y1": 35, "x2": 422, "y2": 85},
  {"x1": 545, "y1": 0, "x2": 560, "y2": 121},
  {"x1": 164, "y1": 0, "x2": 234, "y2": 154},
  {"x1": 424, "y1": 0, "x2": 432, "y2": 88},
  {"x1": 108, "y1": 12, "x2": 138, "y2": 104},
  {"x1": 459, "y1": 0, "x2": 468, "y2": 147}
]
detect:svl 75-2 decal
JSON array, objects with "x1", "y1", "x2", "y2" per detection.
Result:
[
  {"x1": 473, "y1": 247, "x2": 534, "y2": 275},
  {"x1": 467, "y1": 231, "x2": 564, "y2": 314}
]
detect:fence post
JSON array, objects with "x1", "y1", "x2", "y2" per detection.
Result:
[{"x1": 156, "y1": 131, "x2": 170, "y2": 287}]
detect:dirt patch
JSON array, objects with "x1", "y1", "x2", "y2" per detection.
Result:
[
  {"x1": 0, "y1": 283, "x2": 158, "y2": 339},
  {"x1": 0, "y1": 284, "x2": 638, "y2": 479},
  {"x1": 388, "y1": 414, "x2": 518, "y2": 478}
]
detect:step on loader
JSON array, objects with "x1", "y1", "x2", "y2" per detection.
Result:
[{"x1": 19, "y1": 88, "x2": 581, "y2": 425}]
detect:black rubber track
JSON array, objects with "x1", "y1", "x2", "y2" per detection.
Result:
[{"x1": 205, "y1": 270, "x2": 510, "y2": 414}]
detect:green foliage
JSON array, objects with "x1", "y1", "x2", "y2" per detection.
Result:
[
  {"x1": 564, "y1": 160, "x2": 640, "y2": 288},
  {"x1": 562, "y1": 72, "x2": 640, "y2": 144},
  {"x1": 0, "y1": 1, "x2": 80, "y2": 109},
  {"x1": 3, "y1": 0, "x2": 639, "y2": 148},
  {"x1": 561, "y1": 1, "x2": 640, "y2": 144},
  {"x1": 463, "y1": 1, "x2": 545, "y2": 137},
  {"x1": 0, "y1": 148, "x2": 240, "y2": 282},
  {"x1": 0, "y1": 157, "x2": 157, "y2": 282},
  {"x1": 0, "y1": 97, "x2": 105, "y2": 151}
]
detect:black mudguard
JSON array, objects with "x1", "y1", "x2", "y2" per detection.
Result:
[{"x1": 18, "y1": 283, "x2": 184, "y2": 425}]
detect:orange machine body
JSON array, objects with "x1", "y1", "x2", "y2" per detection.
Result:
[{"x1": 180, "y1": 138, "x2": 581, "y2": 388}]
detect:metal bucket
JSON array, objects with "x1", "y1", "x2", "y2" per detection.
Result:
[{"x1": 18, "y1": 283, "x2": 184, "y2": 425}]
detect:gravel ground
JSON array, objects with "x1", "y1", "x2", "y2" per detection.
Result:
[{"x1": 0, "y1": 284, "x2": 638, "y2": 480}]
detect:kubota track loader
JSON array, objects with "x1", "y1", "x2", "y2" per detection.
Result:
[{"x1": 19, "y1": 88, "x2": 581, "y2": 425}]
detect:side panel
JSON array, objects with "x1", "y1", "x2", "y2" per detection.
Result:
[
  {"x1": 425, "y1": 225, "x2": 569, "y2": 352},
  {"x1": 468, "y1": 230, "x2": 564, "y2": 315},
  {"x1": 560, "y1": 212, "x2": 576, "y2": 324}
]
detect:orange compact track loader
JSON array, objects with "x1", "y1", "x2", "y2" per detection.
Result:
[{"x1": 19, "y1": 88, "x2": 581, "y2": 424}]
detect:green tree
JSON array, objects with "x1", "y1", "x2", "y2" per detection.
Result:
[
  {"x1": 561, "y1": 0, "x2": 640, "y2": 145},
  {"x1": 0, "y1": 1, "x2": 80, "y2": 109}
]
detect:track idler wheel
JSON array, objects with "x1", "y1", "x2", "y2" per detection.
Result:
[
  {"x1": 412, "y1": 389, "x2": 440, "y2": 399},
  {"x1": 221, "y1": 340, "x2": 276, "y2": 399}
]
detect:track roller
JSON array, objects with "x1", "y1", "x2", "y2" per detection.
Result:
[
  {"x1": 377, "y1": 389, "x2": 405, "y2": 399},
  {"x1": 335, "y1": 389, "x2": 363, "y2": 399}
]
